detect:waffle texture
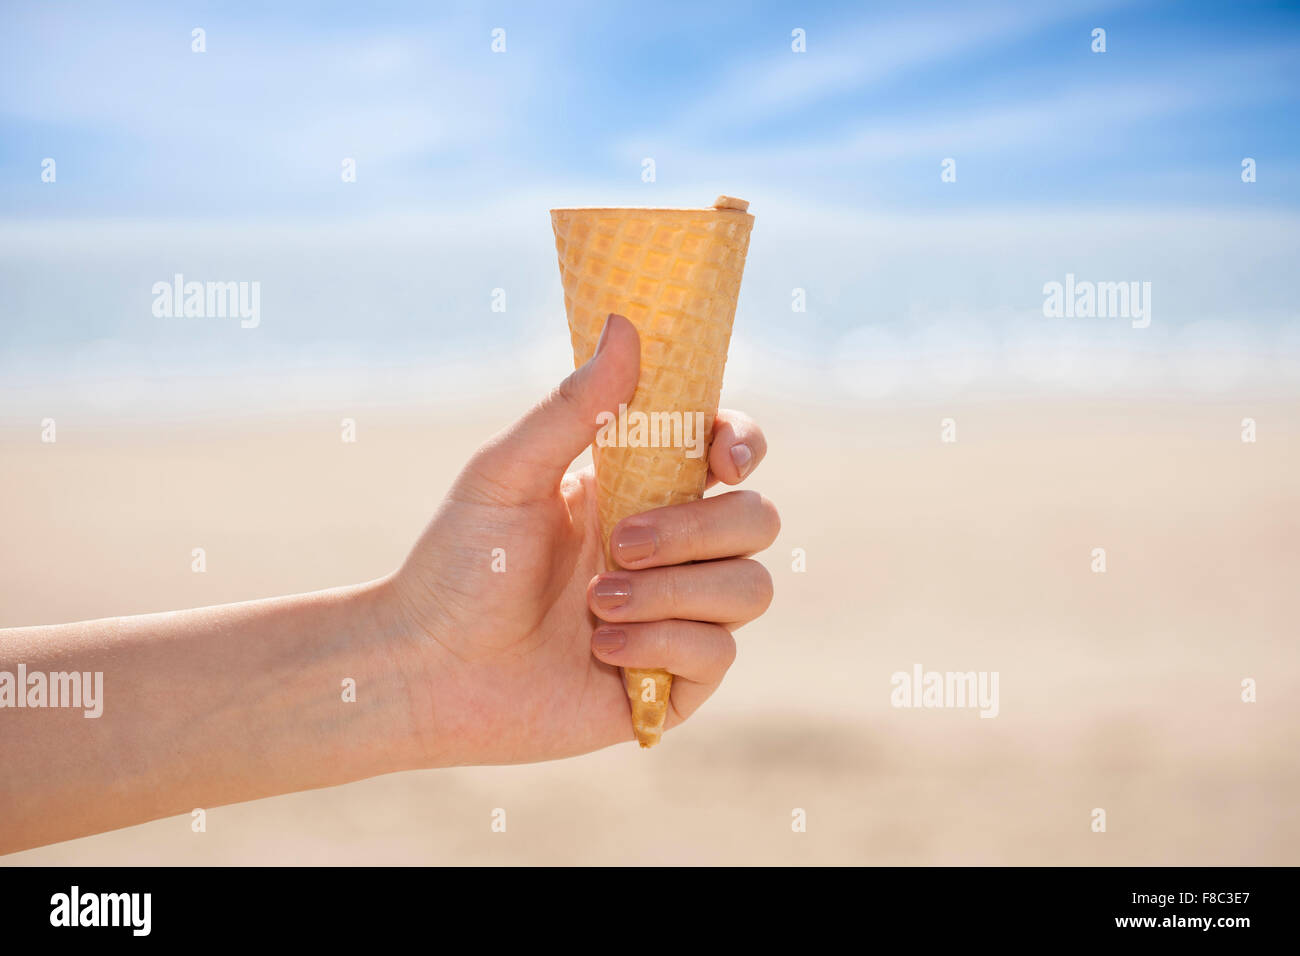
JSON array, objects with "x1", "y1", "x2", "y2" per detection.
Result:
[{"x1": 551, "y1": 198, "x2": 755, "y2": 747}]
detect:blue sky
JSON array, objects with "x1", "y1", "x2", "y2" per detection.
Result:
[
  {"x1": 1, "y1": 0, "x2": 1298, "y2": 415},
  {"x1": 3, "y1": 0, "x2": 1297, "y2": 216}
]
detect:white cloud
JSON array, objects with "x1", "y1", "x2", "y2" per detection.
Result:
[
  {"x1": 623, "y1": 30, "x2": 1300, "y2": 175},
  {"x1": 667, "y1": 0, "x2": 1127, "y2": 133},
  {"x1": 0, "y1": 7, "x2": 537, "y2": 174}
]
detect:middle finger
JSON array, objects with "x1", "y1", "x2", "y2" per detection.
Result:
[{"x1": 608, "y1": 490, "x2": 781, "y2": 570}]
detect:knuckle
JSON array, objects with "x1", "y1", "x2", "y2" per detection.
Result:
[
  {"x1": 553, "y1": 371, "x2": 582, "y2": 411},
  {"x1": 679, "y1": 504, "x2": 709, "y2": 555},
  {"x1": 755, "y1": 493, "x2": 781, "y2": 544},
  {"x1": 733, "y1": 490, "x2": 781, "y2": 548},
  {"x1": 745, "y1": 560, "x2": 775, "y2": 613},
  {"x1": 658, "y1": 567, "x2": 683, "y2": 615},
  {"x1": 647, "y1": 622, "x2": 675, "y2": 663},
  {"x1": 715, "y1": 627, "x2": 738, "y2": 670}
]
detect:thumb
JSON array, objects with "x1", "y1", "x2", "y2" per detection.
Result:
[{"x1": 461, "y1": 313, "x2": 639, "y2": 503}]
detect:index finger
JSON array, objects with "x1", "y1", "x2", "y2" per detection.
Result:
[{"x1": 706, "y1": 408, "x2": 768, "y2": 488}]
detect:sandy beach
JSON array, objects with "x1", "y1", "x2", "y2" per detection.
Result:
[{"x1": 2, "y1": 392, "x2": 1297, "y2": 865}]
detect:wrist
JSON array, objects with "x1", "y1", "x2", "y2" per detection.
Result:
[{"x1": 359, "y1": 573, "x2": 461, "y2": 771}]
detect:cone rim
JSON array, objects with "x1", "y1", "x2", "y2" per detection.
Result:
[{"x1": 550, "y1": 206, "x2": 753, "y2": 220}]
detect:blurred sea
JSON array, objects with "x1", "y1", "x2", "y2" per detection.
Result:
[{"x1": 2, "y1": 196, "x2": 1298, "y2": 422}]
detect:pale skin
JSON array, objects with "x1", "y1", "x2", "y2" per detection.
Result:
[{"x1": 0, "y1": 315, "x2": 779, "y2": 855}]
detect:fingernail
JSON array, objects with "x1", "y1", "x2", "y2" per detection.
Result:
[
  {"x1": 595, "y1": 313, "x2": 624, "y2": 355},
  {"x1": 593, "y1": 575, "x2": 631, "y2": 609},
  {"x1": 730, "y1": 442, "x2": 753, "y2": 478},
  {"x1": 592, "y1": 627, "x2": 626, "y2": 654},
  {"x1": 613, "y1": 524, "x2": 657, "y2": 564}
]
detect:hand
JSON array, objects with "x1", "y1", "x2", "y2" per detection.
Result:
[
  {"x1": 0, "y1": 312, "x2": 777, "y2": 851},
  {"x1": 387, "y1": 314, "x2": 780, "y2": 765}
]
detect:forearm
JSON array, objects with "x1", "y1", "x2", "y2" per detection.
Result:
[{"x1": 0, "y1": 578, "x2": 433, "y2": 854}]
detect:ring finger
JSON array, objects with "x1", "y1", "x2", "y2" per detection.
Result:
[{"x1": 587, "y1": 558, "x2": 774, "y2": 627}]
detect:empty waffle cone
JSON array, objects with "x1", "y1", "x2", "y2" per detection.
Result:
[{"x1": 551, "y1": 196, "x2": 755, "y2": 748}]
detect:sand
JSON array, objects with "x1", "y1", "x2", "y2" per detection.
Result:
[{"x1": 2, "y1": 393, "x2": 1297, "y2": 865}]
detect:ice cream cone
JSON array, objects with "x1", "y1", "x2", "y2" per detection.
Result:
[{"x1": 551, "y1": 195, "x2": 755, "y2": 748}]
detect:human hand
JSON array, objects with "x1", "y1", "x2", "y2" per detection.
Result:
[{"x1": 386, "y1": 314, "x2": 779, "y2": 765}]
